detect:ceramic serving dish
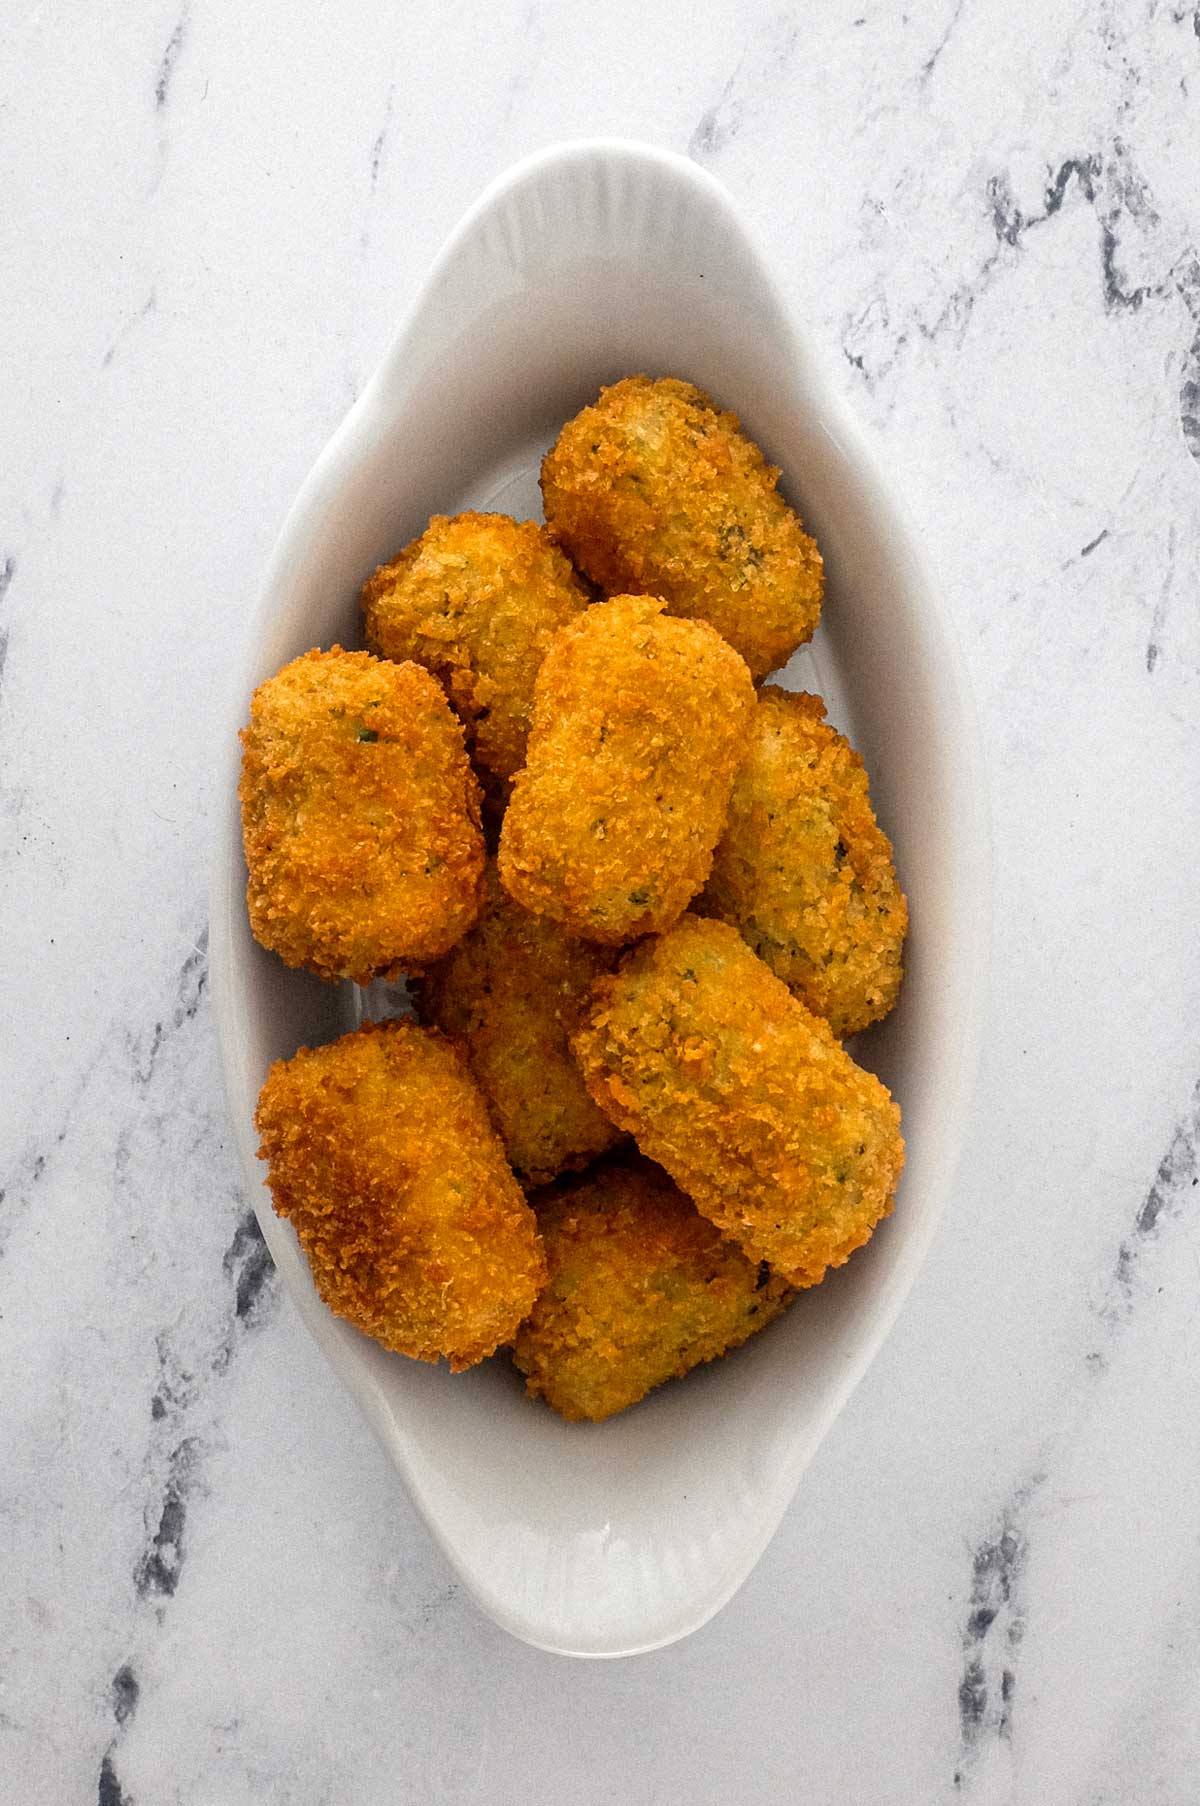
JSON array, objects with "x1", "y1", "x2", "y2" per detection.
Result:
[{"x1": 211, "y1": 139, "x2": 989, "y2": 1658}]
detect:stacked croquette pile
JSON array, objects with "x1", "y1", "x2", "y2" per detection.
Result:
[{"x1": 242, "y1": 376, "x2": 908, "y2": 1422}]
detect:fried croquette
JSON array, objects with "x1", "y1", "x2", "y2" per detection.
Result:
[
  {"x1": 498, "y1": 595, "x2": 755, "y2": 943},
  {"x1": 419, "y1": 865, "x2": 622, "y2": 1185},
  {"x1": 572, "y1": 915, "x2": 904, "y2": 1289},
  {"x1": 513, "y1": 1158, "x2": 793, "y2": 1421},
  {"x1": 362, "y1": 512, "x2": 591, "y2": 780},
  {"x1": 541, "y1": 375, "x2": 823, "y2": 678},
  {"x1": 699, "y1": 688, "x2": 907, "y2": 1038},
  {"x1": 239, "y1": 647, "x2": 484, "y2": 983},
  {"x1": 254, "y1": 1019, "x2": 546, "y2": 1369}
]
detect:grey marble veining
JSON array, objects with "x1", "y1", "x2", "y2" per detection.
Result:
[{"x1": 2, "y1": 1, "x2": 1198, "y2": 1801}]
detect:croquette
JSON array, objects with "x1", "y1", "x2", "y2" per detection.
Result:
[
  {"x1": 362, "y1": 512, "x2": 591, "y2": 779},
  {"x1": 498, "y1": 595, "x2": 755, "y2": 943},
  {"x1": 699, "y1": 688, "x2": 907, "y2": 1037},
  {"x1": 239, "y1": 647, "x2": 484, "y2": 983},
  {"x1": 513, "y1": 1158, "x2": 793, "y2": 1421},
  {"x1": 572, "y1": 915, "x2": 904, "y2": 1289},
  {"x1": 254, "y1": 1018, "x2": 546, "y2": 1369},
  {"x1": 419, "y1": 864, "x2": 622, "y2": 1185},
  {"x1": 541, "y1": 375, "x2": 823, "y2": 678}
]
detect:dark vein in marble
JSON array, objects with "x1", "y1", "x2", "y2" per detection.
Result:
[
  {"x1": 155, "y1": 4, "x2": 189, "y2": 110},
  {"x1": 1109, "y1": 1077, "x2": 1200, "y2": 1313},
  {"x1": 954, "y1": 1473, "x2": 1044, "y2": 1789},
  {"x1": 1180, "y1": 331, "x2": 1200, "y2": 461},
  {"x1": 132, "y1": 928, "x2": 207, "y2": 1086},
  {"x1": 918, "y1": 0, "x2": 967, "y2": 85},
  {"x1": 102, "y1": 292, "x2": 157, "y2": 370},
  {"x1": 369, "y1": 85, "x2": 394, "y2": 188},
  {"x1": 98, "y1": 1754, "x2": 132, "y2": 1806},
  {"x1": 140, "y1": 1213, "x2": 278, "y2": 1596},
  {"x1": 1088, "y1": 1077, "x2": 1200, "y2": 1363},
  {"x1": 1146, "y1": 523, "x2": 1176, "y2": 673},
  {"x1": 689, "y1": 94, "x2": 737, "y2": 159},
  {"x1": 110, "y1": 1664, "x2": 139, "y2": 1727},
  {"x1": 222, "y1": 1208, "x2": 275, "y2": 1326},
  {"x1": 865, "y1": 142, "x2": 1194, "y2": 401},
  {"x1": 135, "y1": 1434, "x2": 204, "y2": 1599},
  {"x1": 0, "y1": 554, "x2": 15, "y2": 688},
  {"x1": 1080, "y1": 528, "x2": 1109, "y2": 558},
  {"x1": 95, "y1": 1659, "x2": 140, "y2": 1805},
  {"x1": 688, "y1": 19, "x2": 798, "y2": 161},
  {"x1": 1175, "y1": 260, "x2": 1200, "y2": 463},
  {"x1": 0, "y1": 1084, "x2": 85, "y2": 1261},
  {"x1": 933, "y1": 141, "x2": 1200, "y2": 495}
]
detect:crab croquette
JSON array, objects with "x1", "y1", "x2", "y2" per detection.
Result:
[
  {"x1": 541, "y1": 375, "x2": 823, "y2": 678},
  {"x1": 514, "y1": 1158, "x2": 793, "y2": 1421},
  {"x1": 361, "y1": 512, "x2": 591, "y2": 780},
  {"x1": 419, "y1": 865, "x2": 622, "y2": 1185},
  {"x1": 254, "y1": 1019, "x2": 546, "y2": 1370},
  {"x1": 239, "y1": 647, "x2": 485, "y2": 983},
  {"x1": 700, "y1": 688, "x2": 907, "y2": 1037},
  {"x1": 572, "y1": 915, "x2": 904, "y2": 1289},
  {"x1": 498, "y1": 595, "x2": 755, "y2": 944}
]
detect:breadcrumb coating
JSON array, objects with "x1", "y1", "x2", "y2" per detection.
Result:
[
  {"x1": 572, "y1": 915, "x2": 904, "y2": 1288},
  {"x1": 699, "y1": 688, "x2": 907, "y2": 1037},
  {"x1": 239, "y1": 647, "x2": 484, "y2": 984},
  {"x1": 514, "y1": 1157, "x2": 793, "y2": 1421},
  {"x1": 541, "y1": 375, "x2": 823, "y2": 678},
  {"x1": 254, "y1": 1019, "x2": 546, "y2": 1370},
  {"x1": 498, "y1": 595, "x2": 755, "y2": 943},
  {"x1": 418, "y1": 864, "x2": 621, "y2": 1185},
  {"x1": 361, "y1": 512, "x2": 591, "y2": 779}
]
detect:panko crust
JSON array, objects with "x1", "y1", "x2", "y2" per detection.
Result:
[
  {"x1": 572, "y1": 915, "x2": 904, "y2": 1289},
  {"x1": 239, "y1": 647, "x2": 485, "y2": 984},
  {"x1": 541, "y1": 375, "x2": 823, "y2": 678},
  {"x1": 254, "y1": 1019, "x2": 546, "y2": 1370},
  {"x1": 361, "y1": 512, "x2": 591, "y2": 779},
  {"x1": 497, "y1": 595, "x2": 755, "y2": 944},
  {"x1": 699, "y1": 688, "x2": 908, "y2": 1038},
  {"x1": 514, "y1": 1158, "x2": 793, "y2": 1421},
  {"x1": 418, "y1": 864, "x2": 622, "y2": 1185}
]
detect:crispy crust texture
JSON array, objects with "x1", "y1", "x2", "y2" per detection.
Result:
[
  {"x1": 418, "y1": 864, "x2": 622, "y2": 1185},
  {"x1": 497, "y1": 595, "x2": 755, "y2": 943},
  {"x1": 540, "y1": 375, "x2": 823, "y2": 678},
  {"x1": 254, "y1": 1019, "x2": 546, "y2": 1370},
  {"x1": 699, "y1": 688, "x2": 908, "y2": 1037},
  {"x1": 572, "y1": 915, "x2": 904, "y2": 1288},
  {"x1": 238, "y1": 647, "x2": 485, "y2": 983},
  {"x1": 513, "y1": 1157, "x2": 793, "y2": 1421},
  {"x1": 361, "y1": 512, "x2": 591, "y2": 779}
]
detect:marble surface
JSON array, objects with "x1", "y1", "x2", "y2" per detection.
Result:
[{"x1": 2, "y1": 1, "x2": 1198, "y2": 1799}]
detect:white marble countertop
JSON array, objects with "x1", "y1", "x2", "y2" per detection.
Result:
[{"x1": 3, "y1": 2, "x2": 1199, "y2": 1800}]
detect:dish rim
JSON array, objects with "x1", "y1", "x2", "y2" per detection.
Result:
[{"x1": 209, "y1": 136, "x2": 991, "y2": 1657}]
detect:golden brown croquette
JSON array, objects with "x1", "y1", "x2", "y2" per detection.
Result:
[
  {"x1": 418, "y1": 865, "x2": 622, "y2": 1185},
  {"x1": 498, "y1": 595, "x2": 754, "y2": 943},
  {"x1": 254, "y1": 1019, "x2": 546, "y2": 1370},
  {"x1": 362, "y1": 512, "x2": 591, "y2": 780},
  {"x1": 239, "y1": 647, "x2": 484, "y2": 983},
  {"x1": 699, "y1": 688, "x2": 907, "y2": 1037},
  {"x1": 572, "y1": 915, "x2": 904, "y2": 1289},
  {"x1": 514, "y1": 1157, "x2": 793, "y2": 1421},
  {"x1": 541, "y1": 376, "x2": 822, "y2": 678}
]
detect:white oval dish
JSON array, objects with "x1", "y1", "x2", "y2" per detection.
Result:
[{"x1": 211, "y1": 140, "x2": 989, "y2": 1658}]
